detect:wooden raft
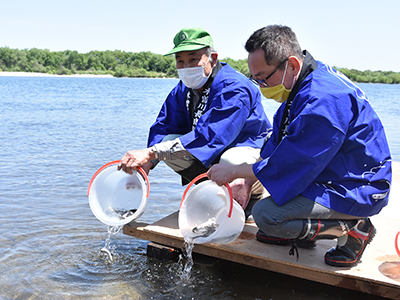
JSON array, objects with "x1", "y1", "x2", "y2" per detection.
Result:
[{"x1": 123, "y1": 161, "x2": 400, "y2": 299}]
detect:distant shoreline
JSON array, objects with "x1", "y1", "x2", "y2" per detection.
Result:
[
  {"x1": 0, "y1": 71, "x2": 114, "y2": 78},
  {"x1": 0, "y1": 71, "x2": 179, "y2": 79}
]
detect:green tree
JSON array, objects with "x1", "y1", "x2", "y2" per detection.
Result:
[{"x1": 1, "y1": 47, "x2": 399, "y2": 82}]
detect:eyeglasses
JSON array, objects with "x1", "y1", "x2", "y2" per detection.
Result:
[{"x1": 249, "y1": 58, "x2": 288, "y2": 87}]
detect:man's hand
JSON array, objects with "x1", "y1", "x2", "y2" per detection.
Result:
[
  {"x1": 118, "y1": 148, "x2": 155, "y2": 174},
  {"x1": 207, "y1": 164, "x2": 248, "y2": 209},
  {"x1": 140, "y1": 162, "x2": 153, "y2": 175},
  {"x1": 207, "y1": 164, "x2": 239, "y2": 186},
  {"x1": 208, "y1": 163, "x2": 259, "y2": 209},
  {"x1": 229, "y1": 178, "x2": 253, "y2": 209}
]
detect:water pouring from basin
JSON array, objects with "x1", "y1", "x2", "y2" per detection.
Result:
[{"x1": 179, "y1": 173, "x2": 245, "y2": 244}]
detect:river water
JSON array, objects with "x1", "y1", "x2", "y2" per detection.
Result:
[{"x1": 0, "y1": 76, "x2": 398, "y2": 300}]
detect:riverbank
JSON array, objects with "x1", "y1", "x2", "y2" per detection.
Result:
[{"x1": 0, "y1": 71, "x2": 114, "y2": 78}]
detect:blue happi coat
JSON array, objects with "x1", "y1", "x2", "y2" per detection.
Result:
[
  {"x1": 148, "y1": 62, "x2": 271, "y2": 167},
  {"x1": 253, "y1": 52, "x2": 392, "y2": 217}
]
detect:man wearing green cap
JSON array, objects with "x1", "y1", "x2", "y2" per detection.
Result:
[{"x1": 118, "y1": 27, "x2": 271, "y2": 219}]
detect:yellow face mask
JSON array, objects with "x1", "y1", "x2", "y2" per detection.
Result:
[{"x1": 260, "y1": 62, "x2": 294, "y2": 103}]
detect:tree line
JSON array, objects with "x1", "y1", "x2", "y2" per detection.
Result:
[
  {"x1": 0, "y1": 47, "x2": 177, "y2": 78},
  {"x1": 0, "y1": 47, "x2": 399, "y2": 84}
]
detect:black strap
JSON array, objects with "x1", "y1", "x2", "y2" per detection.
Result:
[
  {"x1": 277, "y1": 51, "x2": 318, "y2": 143},
  {"x1": 289, "y1": 240, "x2": 300, "y2": 261}
]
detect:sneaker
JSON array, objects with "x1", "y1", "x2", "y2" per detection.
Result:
[
  {"x1": 324, "y1": 218, "x2": 375, "y2": 267},
  {"x1": 256, "y1": 230, "x2": 316, "y2": 248}
]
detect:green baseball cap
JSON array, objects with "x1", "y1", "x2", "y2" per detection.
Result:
[{"x1": 165, "y1": 27, "x2": 214, "y2": 56}]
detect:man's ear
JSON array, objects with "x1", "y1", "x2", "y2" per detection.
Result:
[
  {"x1": 211, "y1": 52, "x2": 218, "y2": 67},
  {"x1": 288, "y1": 55, "x2": 301, "y2": 75}
]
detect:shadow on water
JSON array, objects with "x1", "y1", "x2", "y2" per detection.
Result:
[{"x1": 136, "y1": 250, "x2": 389, "y2": 300}]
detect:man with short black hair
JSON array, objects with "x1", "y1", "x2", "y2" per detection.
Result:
[{"x1": 208, "y1": 25, "x2": 392, "y2": 267}]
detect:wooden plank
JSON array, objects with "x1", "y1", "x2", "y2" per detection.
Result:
[
  {"x1": 123, "y1": 161, "x2": 400, "y2": 299},
  {"x1": 124, "y1": 212, "x2": 400, "y2": 299}
]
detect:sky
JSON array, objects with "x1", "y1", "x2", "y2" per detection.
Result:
[{"x1": 1, "y1": 0, "x2": 399, "y2": 72}]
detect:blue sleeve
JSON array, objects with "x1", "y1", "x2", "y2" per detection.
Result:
[
  {"x1": 180, "y1": 85, "x2": 252, "y2": 166},
  {"x1": 147, "y1": 82, "x2": 191, "y2": 146},
  {"x1": 254, "y1": 89, "x2": 352, "y2": 205}
]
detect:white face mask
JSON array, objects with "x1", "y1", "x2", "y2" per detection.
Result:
[{"x1": 177, "y1": 56, "x2": 211, "y2": 89}]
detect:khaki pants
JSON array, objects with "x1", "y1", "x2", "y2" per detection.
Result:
[{"x1": 162, "y1": 134, "x2": 266, "y2": 216}]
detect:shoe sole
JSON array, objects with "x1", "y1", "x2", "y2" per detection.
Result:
[
  {"x1": 256, "y1": 232, "x2": 316, "y2": 248},
  {"x1": 256, "y1": 232, "x2": 290, "y2": 246},
  {"x1": 324, "y1": 223, "x2": 376, "y2": 267}
]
